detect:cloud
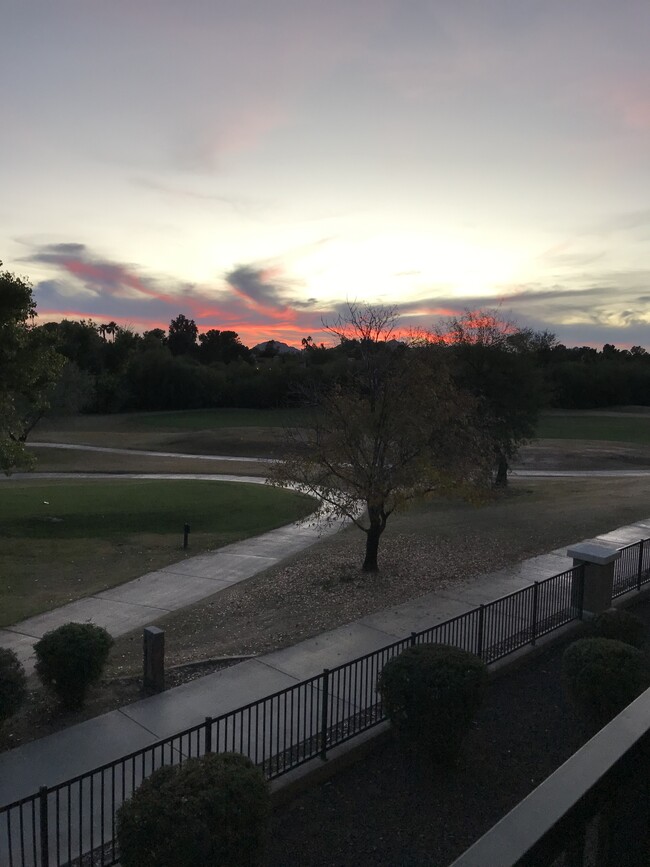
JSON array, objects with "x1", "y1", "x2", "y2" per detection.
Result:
[
  {"x1": 27, "y1": 243, "x2": 185, "y2": 308},
  {"x1": 131, "y1": 176, "x2": 267, "y2": 219},
  {"x1": 539, "y1": 251, "x2": 606, "y2": 269},
  {"x1": 392, "y1": 273, "x2": 650, "y2": 349},
  {"x1": 21, "y1": 241, "x2": 650, "y2": 350},
  {"x1": 591, "y1": 209, "x2": 650, "y2": 235},
  {"x1": 25, "y1": 242, "x2": 334, "y2": 345}
]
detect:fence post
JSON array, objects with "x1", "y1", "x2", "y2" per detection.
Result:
[
  {"x1": 577, "y1": 563, "x2": 586, "y2": 619},
  {"x1": 531, "y1": 581, "x2": 539, "y2": 646},
  {"x1": 320, "y1": 668, "x2": 330, "y2": 761},
  {"x1": 410, "y1": 631, "x2": 417, "y2": 647},
  {"x1": 637, "y1": 540, "x2": 645, "y2": 593},
  {"x1": 477, "y1": 605, "x2": 485, "y2": 660},
  {"x1": 39, "y1": 786, "x2": 49, "y2": 867},
  {"x1": 204, "y1": 716, "x2": 213, "y2": 754}
]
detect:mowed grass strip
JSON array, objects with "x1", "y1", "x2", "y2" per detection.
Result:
[
  {"x1": 0, "y1": 479, "x2": 315, "y2": 626},
  {"x1": 132, "y1": 408, "x2": 309, "y2": 430},
  {"x1": 36, "y1": 407, "x2": 308, "y2": 435},
  {"x1": 32, "y1": 409, "x2": 308, "y2": 457},
  {"x1": 36, "y1": 407, "x2": 650, "y2": 454},
  {"x1": 537, "y1": 412, "x2": 650, "y2": 444}
]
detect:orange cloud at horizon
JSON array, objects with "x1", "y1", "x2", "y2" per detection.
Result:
[{"x1": 36, "y1": 309, "x2": 322, "y2": 348}]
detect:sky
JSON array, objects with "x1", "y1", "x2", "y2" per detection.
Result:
[{"x1": 2, "y1": 0, "x2": 650, "y2": 348}]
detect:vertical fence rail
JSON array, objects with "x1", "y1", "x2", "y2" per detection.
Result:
[
  {"x1": 531, "y1": 581, "x2": 539, "y2": 645},
  {"x1": 320, "y1": 669, "x2": 329, "y2": 761},
  {"x1": 2, "y1": 541, "x2": 649, "y2": 867}
]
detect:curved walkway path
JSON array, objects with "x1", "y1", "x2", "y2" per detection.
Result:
[
  {"x1": 0, "y1": 472, "x2": 342, "y2": 673},
  {"x1": 28, "y1": 440, "x2": 650, "y2": 477},
  {"x1": 30, "y1": 441, "x2": 269, "y2": 463}
]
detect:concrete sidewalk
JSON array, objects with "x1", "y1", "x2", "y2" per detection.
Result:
[
  {"x1": 2, "y1": 515, "x2": 649, "y2": 808},
  {"x1": 0, "y1": 486, "x2": 341, "y2": 674}
]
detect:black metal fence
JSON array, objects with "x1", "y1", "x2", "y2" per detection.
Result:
[
  {"x1": 613, "y1": 537, "x2": 650, "y2": 598},
  {"x1": 2, "y1": 537, "x2": 649, "y2": 867}
]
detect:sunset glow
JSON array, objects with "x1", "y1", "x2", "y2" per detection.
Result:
[{"x1": 3, "y1": 2, "x2": 650, "y2": 348}]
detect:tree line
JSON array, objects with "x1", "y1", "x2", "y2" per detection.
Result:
[
  {"x1": 20, "y1": 312, "x2": 650, "y2": 417},
  {"x1": 2, "y1": 262, "x2": 650, "y2": 472}
]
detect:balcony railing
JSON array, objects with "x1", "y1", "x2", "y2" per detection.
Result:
[{"x1": 449, "y1": 686, "x2": 650, "y2": 867}]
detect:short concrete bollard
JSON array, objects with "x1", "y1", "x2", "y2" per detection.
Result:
[
  {"x1": 567, "y1": 540, "x2": 621, "y2": 618},
  {"x1": 143, "y1": 626, "x2": 165, "y2": 693}
]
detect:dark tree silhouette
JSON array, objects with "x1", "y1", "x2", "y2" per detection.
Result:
[
  {"x1": 436, "y1": 309, "x2": 553, "y2": 487},
  {"x1": 168, "y1": 314, "x2": 198, "y2": 356},
  {"x1": 0, "y1": 263, "x2": 65, "y2": 472}
]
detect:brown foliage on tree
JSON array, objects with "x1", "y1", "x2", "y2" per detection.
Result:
[{"x1": 270, "y1": 304, "x2": 491, "y2": 572}]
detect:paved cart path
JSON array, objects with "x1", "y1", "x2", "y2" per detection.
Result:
[
  {"x1": 0, "y1": 473, "x2": 342, "y2": 673},
  {"x1": 29, "y1": 441, "x2": 270, "y2": 463}
]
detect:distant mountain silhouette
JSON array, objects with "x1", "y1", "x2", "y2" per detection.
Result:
[{"x1": 253, "y1": 339, "x2": 301, "y2": 356}]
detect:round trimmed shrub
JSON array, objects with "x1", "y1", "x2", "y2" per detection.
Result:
[
  {"x1": 378, "y1": 643, "x2": 488, "y2": 764},
  {"x1": 34, "y1": 622, "x2": 113, "y2": 709},
  {"x1": 562, "y1": 637, "x2": 650, "y2": 727},
  {"x1": 116, "y1": 752, "x2": 270, "y2": 867},
  {"x1": 586, "y1": 608, "x2": 646, "y2": 649},
  {"x1": 0, "y1": 648, "x2": 28, "y2": 724}
]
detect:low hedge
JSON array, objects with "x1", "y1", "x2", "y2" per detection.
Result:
[
  {"x1": 585, "y1": 608, "x2": 646, "y2": 648},
  {"x1": 34, "y1": 622, "x2": 113, "y2": 709},
  {"x1": 116, "y1": 752, "x2": 270, "y2": 867},
  {"x1": 0, "y1": 648, "x2": 28, "y2": 724},
  {"x1": 378, "y1": 643, "x2": 488, "y2": 765},
  {"x1": 562, "y1": 637, "x2": 650, "y2": 727}
]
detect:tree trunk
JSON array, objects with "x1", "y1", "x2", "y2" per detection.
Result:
[
  {"x1": 494, "y1": 454, "x2": 509, "y2": 488},
  {"x1": 363, "y1": 507, "x2": 385, "y2": 572}
]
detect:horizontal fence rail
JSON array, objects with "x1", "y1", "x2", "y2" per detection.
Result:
[{"x1": 2, "y1": 538, "x2": 649, "y2": 867}]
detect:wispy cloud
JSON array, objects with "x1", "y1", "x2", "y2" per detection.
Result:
[
  {"x1": 130, "y1": 177, "x2": 268, "y2": 219},
  {"x1": 25, "y1": 242, "x2": 332, "y2": 345},
  {"x1": 21, "y1": 241, "x2": 650, "y2": 350}
]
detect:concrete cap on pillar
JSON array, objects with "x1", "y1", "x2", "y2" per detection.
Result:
[{"x1": 566, "y1": 541, "x2": 621, "y2": 565}]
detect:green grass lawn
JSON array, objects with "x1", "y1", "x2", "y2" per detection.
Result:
[
  {"x1": 132, "y1": 408, "x2": 309, "y2": 430},
  {"x1": 37, "y1": 405, "x2": 650, "y2": 441},
  {"x1": 0, "y1": 479, "x2": 315, "y2": 626},
  {"x1": 537, "y1": 413, "x2": 650, "y2": 444},
  {"x1": 32, "y1": 408, "x2": 309, "y2": 457},
  {"x1": 37, "y1": 407, "x2": 308, "y2": 434}
]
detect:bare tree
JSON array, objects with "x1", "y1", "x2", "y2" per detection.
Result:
[{"x1": 270, "y1": 304, "x2": 490, "y2": 572}]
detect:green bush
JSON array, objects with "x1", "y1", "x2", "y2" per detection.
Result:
[
  {"x1": 0, "y1": 648, "x2": 28, "y2": 724},
  {"x1": 562, "y1": 637, "x2": 650, "y2": 726},
  {"x1": 116, "y1": 752, "x2": 270, "y2": 867},
  {"x1": 378, "y1": 643, "x2": 488, "y2": 764},
  {"x1": 34, "y1": 622, "x2": 113, "y2": 709},
  {"x1": 586, "y1": 608, "x2": 646, "y2": 648}
]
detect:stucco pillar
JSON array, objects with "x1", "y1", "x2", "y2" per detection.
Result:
[{"x1": 566, "y1": 541, "x2": 621, "y2": 618}]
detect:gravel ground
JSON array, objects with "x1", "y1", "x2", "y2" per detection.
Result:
[
  {"x1": 265, "y1": 598, "x2": 650, "y2": 867},
  {"x1": 109, "y1": 475, "x2": 650, "y2": 670}
]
